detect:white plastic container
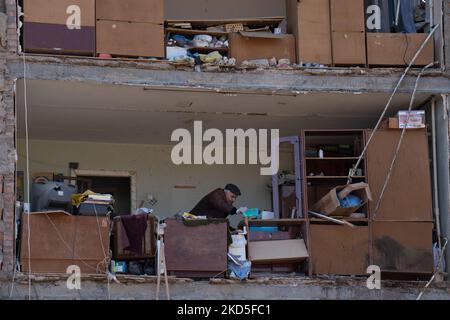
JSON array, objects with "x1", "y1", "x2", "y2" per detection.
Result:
[
  {"x1": 229, "y1": 234, "x2": 247, "y2": 261},
  {"x1": 166, "y1": 46, "x2": 188, "y2": 60},
  {"x1": 261, "y1": 211, "x2": 275, "y2": 220}
]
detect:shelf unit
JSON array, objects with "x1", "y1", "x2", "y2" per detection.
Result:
[
  {"x1": 306, "y1": 176, "x2": 365, "y2": 179},
  {"x1": 165, "y1": 27, "x2": 229, "y2": 37},
  {"x1": 366, "y1": 128, "x2": 434, "y2": 274},
  {"x1": 302, "y1": 129, "x2": 370, "y2": 276},
  {"x1": 246, "y1": 128, "x2": 434, "y2": 277},
  {"x1": 300, "y1": 128, "x2": 434, "y2": 277},
  {"x1": 245, "y1": 217, "x2": 309, "y2": 274},
  {"x1": 250, "y1": 135, "x2": 310, "y2": 275}
]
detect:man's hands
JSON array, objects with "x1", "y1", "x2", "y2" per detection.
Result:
[{"x1": 236, "y1": 207, "x2": 248, "y2": 215}]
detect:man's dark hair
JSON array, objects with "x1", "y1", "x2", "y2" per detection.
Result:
[{"x1": 224, "y1": 184, "x2": 241, "y2": 196}]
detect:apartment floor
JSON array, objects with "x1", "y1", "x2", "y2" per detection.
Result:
[{"x1": 2, "y1": 273, "x2": 450, "y2": 300}]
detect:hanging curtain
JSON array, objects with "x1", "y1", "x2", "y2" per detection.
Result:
[{"x1": 395, "y1": 0, "x2": 417, "y2": 33}]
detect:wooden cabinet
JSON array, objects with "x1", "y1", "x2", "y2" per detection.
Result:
[
  {"x1": 164, "y1": 219, "x2": 228, "y2": 278},
  {"x1": 21, "y1": 211, "x2": 110, "y2": 273},
  {"x1": 302, "y1": 130, "x2": 369, "y2": 276},
  {"x1": 372, "y1": 222, "x2": 434, "y2": 274},
  {"x1": 302, "y1": 130, "x2": 367, "y2": 217},
  {"x1": 303, "y1": 128, "x2": 434, "y2": 276},
  {"x1": 96, "y1": 0, "x2": 164, "y2": 24},
  {"x1": 96, "y1": 20, "x2": 165, "y2": 57},
  {"x1": 246, "y1": 219, "x2": 309, "y2": 274},
  {"x1": 365, "y1": 129, "x2": 433, "y2": 221},
  {"x1": 113, "y1": 214, "x2": 156, "y2": 260},
  {"x1": 367, "y1": 33, "x2": 434, "y2": 67},
  {"x1": 332, "y1": 32, "x2": 366, "y2": 65},
  {"x1": 330, "y1": 0, "x2": 365, "y2": 32},
  {"x1": 286, "y1": 0, "x2": 332, "y2": 65},
  {"x1": 330, "y1": 0, "x2": 367, "y2": 65},
  {"x1": 24, "y1": 0, "x2": 95, "y2": 55},
  {"x1": 96, "y1": 0, "x2": 165, "y2": 57},
  {"x1": 310, "y1": 224, "x2": 369, "y2": 275},
  {"x1": 330, "y1": 0, "x2": 366, "y2": 65}
]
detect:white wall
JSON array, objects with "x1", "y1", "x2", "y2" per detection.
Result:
[{"x1": 17, "y1": 139, "x2": 294, "y2": 226}]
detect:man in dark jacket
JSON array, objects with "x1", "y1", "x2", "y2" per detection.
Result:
[{"x1": 190, "y1": 184, "x2": 247, "y2": 219}]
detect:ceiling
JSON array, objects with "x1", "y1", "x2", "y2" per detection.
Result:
[{"x1": 15, "y1": 79, "x2": 431, "y2": 145}]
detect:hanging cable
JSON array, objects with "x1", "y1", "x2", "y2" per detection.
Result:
[
  {"x1": 93, "y1": 204, "x2": 111, "y2": 300},
  {"x1": 373, "y1": 62, "x2": 434, "y2": 218},
  {"x1": 347, "y1": 24, "x2": 439, "y2": 184},
  {"x1": 416, "y1": 237, "x2": 448, "y2": 300},
  {"x1": 21, "y1": 51, "x2": 32, "y2": 300},
  {"x1": 9, "y1": 81, "x2": 19, "y2": 299}
]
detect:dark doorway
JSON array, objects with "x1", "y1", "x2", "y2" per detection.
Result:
[{"x1": 77, "y1": 176, "x2": 132, "y2": 215}]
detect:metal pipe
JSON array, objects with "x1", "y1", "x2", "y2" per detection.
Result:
[
  {"x1": 431, "y1": 99, "x2": 442, "y2": 250},
  {"x1": 429, "y1": 0, "x2": 434, "y2": 29},
  {"x1": 432, "y1": 98, "x2": 443, "y2": 269}
]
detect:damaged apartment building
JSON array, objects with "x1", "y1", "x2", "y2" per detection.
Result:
[{"x1": 0, "y1": 0, "x2": 450, "y2": 300}]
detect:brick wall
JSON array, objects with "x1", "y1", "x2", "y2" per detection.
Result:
[
  {"x1": 0, "y1": 85, "x2": 16, "y2": 274},
  {"x1": 5, "y1": 0, "x2": 17, "y2": 54},
  {"x1": 0, "y1": 0, "x2": 17, "y2": 274}
]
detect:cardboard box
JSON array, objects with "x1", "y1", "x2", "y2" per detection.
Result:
[
  {"x1": 311, "y1": 182, "x2": 373, "y2": 217},
  {"x1": 397, "y1": 110, "x2": 426, "y2": 129},
  {"x1": 248, "y1": 239, "x2": 309, "y2": 263},
  {"x1": 380, "y1": 118, "x2": 400, "y2": 129},
  {"x1": 382, "y1": 114, "x2": 426, "y2": 130},
  {"x1": 24, "y1": 0, "x2": 95, "y2": 26},
  {"x1": 96, "y1": 20, "x2": 165, "y2": 57},
  {"x1": 286, "y1": 0, "x2": 332, "y2": 65},
  {"x1": 330, "y1": 0, "x2": 365, "y2": 32},
  {"x1": 367, "y1": 33, "x2": 434, "y2": 66},
  {"x1": 96, "y1": 0, "x2": 164, "y2": 24},
  {"x1": 229, "y1": 32, "x2": 296, "y2": 64},
  {"x1": 332, "y1": 32, "x2": 366, "y2": 65}
]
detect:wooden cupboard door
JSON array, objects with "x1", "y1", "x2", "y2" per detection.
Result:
[
  {"x1": 372, "y1": 222, "x2": 434, "y2": 274},
  {"x1": 366, "y1": 129, "x2": 433, "y2": 221},
  {"x1": 310, "y1": 224, "x2": 369, "y2": 275},
  {"x1": 330, "y1": 0, "x2": 365, "y2": 32}
]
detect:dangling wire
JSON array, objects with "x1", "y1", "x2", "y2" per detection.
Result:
[
  {"x1": 347, "y1": 24, "x2": 439, "y2": 185},
  {"x1": 373, "y1": 62, "x2": 434, "y2": 218},
  {"x1": 22, "y1": 50, "x2": 32, "y2": 300}
]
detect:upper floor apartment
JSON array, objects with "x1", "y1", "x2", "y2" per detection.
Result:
[{"x1": 2, "y1": 0, "x2": 450, "y2": 95}]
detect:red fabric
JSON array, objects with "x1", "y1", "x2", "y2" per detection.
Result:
[{"x1": 120, "y1": 215, "x2": 148, "y2": 255}]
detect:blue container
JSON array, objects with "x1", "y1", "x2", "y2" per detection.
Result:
[
  {"x1": 244, "y1": 208, "x2": 260, "y2": 218},
  {"x1": 249, "y1": 226, "x2": 279, "y2": 232},
  {"x1": 113, "y1": 261, "x2": 127, "y2": 274}
]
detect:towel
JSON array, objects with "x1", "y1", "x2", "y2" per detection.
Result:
[{"x1": 120, "y1": 214, "x2": 148, "y2": 255}]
